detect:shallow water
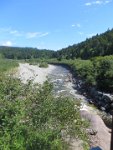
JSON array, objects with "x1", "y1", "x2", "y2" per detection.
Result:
[{"x1": 48, "y1": 65, "x2": 87, "y2": 103}]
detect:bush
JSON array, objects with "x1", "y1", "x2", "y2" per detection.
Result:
[
  {"x1": 39, "y1": 62, "x2": 48, "y2": 68},
  {"x1": 0, "y1": 76, "x2": 89, "y2": 149}
]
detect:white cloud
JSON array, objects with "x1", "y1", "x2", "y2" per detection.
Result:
[
  {"x1": 85, "y1": 0, "x2": 112, "y2": 6},
  {"x1": 71, "y1": 23, "x2": 81, "y2": 28},
  {"x1": 0, "y1": 27, "x2": 49, "y2": 39},
  {"x1": 2, "y1": 41, "x2": 13, "y2": 46},
  {"x1": 26, "y1": 32, "x2": 49, "y2": 39},
  {"x1": 26, "y1": 32, "x2": 40, "y2": 39},
  {"x1": 39, "y1": 32, "x2": 49, "y2": 37},
  {"x1": 94, "y1": 1, "x2": 103, "y2": 4},
  {"x1": 105, "y1": 0, "x2": 112, "y2": 3},
  {"x1": 85, "y1": 2, "x2": 92, "y2": 6}
]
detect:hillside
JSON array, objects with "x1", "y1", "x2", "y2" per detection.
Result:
[
  {"x1": 56, "y1": 28, "x2": 113, "y2": 60},
  {"x1": 0, "y1": 46, "x2": 55, "y2": 59}
]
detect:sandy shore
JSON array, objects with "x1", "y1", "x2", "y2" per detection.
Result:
[{"x1": 17, "y1": 63, "x2": 56, "y2": 84}]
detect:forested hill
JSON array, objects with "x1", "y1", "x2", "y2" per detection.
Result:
[
  {"x1": 0, "y1": 46, "x2": 55, "y2": 59},
  {"x1": 56, "y1": 28, "x2": 113, "y2": 60}
]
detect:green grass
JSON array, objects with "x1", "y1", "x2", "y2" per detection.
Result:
[{"x1": 0, "y1": 59, "x2": 18, "y2": 73}]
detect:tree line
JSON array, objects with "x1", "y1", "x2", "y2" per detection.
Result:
[{"x1": 0, "y1": 46, "x2": 56, "y2": 59}]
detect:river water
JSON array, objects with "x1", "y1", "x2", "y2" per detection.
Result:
[
  {"x1": 48, "y1": 65, "x2": 113, "y2": 113},
  {"x1": 48, "y1": 65, "x2": 88, "y2": 104}
]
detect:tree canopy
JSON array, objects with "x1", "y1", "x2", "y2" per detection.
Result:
[{"x1": 0, "y1": 46, "x2": 56, "y2": 59}]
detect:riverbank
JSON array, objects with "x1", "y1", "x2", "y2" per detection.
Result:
[
  {"x1": 66, "y1": 75, "x2": 111, "y2": 149},
  {"x1": 70, "y1": 73, "x2": 111, "y2": 150},
  {"x1": 17, "y1": 63, "x2": 56, "y2": 84}
]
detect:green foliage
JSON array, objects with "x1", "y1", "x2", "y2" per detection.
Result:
[
  {"x1": 0, "y1": 46, "x2": 55, "y2": 60},
  {"x1": 92, "y1": 56, "x2": 113, "y2": 92},
  {"x1": 39, "y1": 62, "x2": 48, "y2": 68},
  {"x1": 72, "y1": 60, "x2": 96, "y2": 85},
  {"x1": 26, "y1": 59, "x2": 49, "y2": 68},
  {"x1": 0, "y1": 75, "x2": 89, "y2": 150},
  {"x1": 0, "y1": 59, "x2": 18, "y2": 73}
]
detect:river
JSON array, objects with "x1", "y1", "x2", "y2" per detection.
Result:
[{"x1": 48, "y1": 65, "x2": 88, "y2": 105}]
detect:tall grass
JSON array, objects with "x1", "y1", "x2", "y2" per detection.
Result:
[{"x1": 0, "y1": 59, "x2": 18, "y2": 73}]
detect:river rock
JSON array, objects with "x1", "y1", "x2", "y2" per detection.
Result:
[{"x1": 86, "y1": 129, "x2": 98, "y2": 135}]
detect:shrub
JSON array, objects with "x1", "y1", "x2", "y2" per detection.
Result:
[
  {"x1": 0, "y1": 77, "x2": 89, "y2": 149},
  {"x1": 39, "y1": 62, "x2": 48, "y2": 68}
]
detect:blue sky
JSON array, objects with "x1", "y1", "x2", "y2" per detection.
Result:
[{"x1": 0, "y1": 0, "x2": 113, "y2": 50}]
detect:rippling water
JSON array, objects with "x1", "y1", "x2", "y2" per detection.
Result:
[{"x1": 48, "y1": 65, "x2": 87, "y2": 102}]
